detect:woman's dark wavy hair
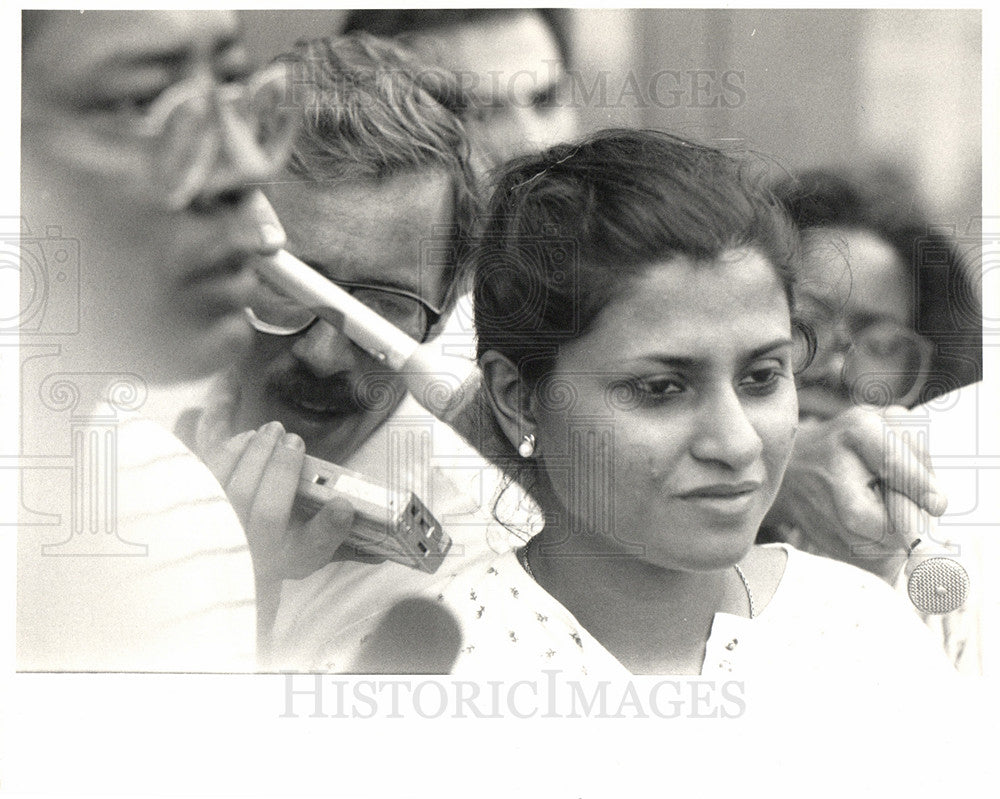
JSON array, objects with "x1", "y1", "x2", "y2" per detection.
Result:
[
  {"x1": 473, "y1": 128, "x2": 801, "y2": 386},
  {"x1": 773, "y1": 167, "x2": 982, "y2": 398}
]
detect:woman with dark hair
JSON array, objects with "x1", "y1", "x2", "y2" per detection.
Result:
[{"x1": 426, "y1": 129, "x2": 952, "y2": 676}]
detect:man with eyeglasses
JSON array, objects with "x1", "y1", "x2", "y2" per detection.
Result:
[
  {"x1": 17, "y1": 10, "x2": 357, "y2": 671},
  {"x1": 177, "y1": 33, "x2": 509, "y2": 669}
]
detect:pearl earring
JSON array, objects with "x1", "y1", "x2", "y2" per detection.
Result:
[{"x1": 518, "y1": 433, "x2": 536, "y2": 459}]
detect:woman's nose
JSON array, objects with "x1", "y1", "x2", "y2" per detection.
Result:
[{"x1": 689, "y1": 388, "x2": 763, "y2": 470}]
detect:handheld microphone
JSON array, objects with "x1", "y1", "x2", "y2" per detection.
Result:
[
  {"x1": 877, "y1": 476, "x2": 969, "y2": 614},
  {"x1": 255, "y1": 249, "x2": 474, "y2": 422},
  {"x1": 904, "y1": 539, "x2": 969, "y2": 615},
  {"x1": 874, "y1": 403, "x2": 971, "y2": 615},
  {"x1": 347, "y1": 597, "x2": 463, "y2": 674}
]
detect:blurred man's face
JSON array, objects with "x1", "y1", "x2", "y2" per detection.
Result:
[
  {"x1": 231, "y1": 170, "x2": 453, "y2": 463},
  {"x1": 421, "y1": 11, "x2": 579, "y2": 166},
  {"x1": 20, "y1": 11, "x2": 288, "y2": 383}
]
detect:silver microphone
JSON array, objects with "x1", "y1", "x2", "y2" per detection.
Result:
[
  {"x1": 870, "y1": 403, "x2": 972, "y2": 616},
  {"x1": 904, "y1": 538, "x2": 970, "y2": 614}
]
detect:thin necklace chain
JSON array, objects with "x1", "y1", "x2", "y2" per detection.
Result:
[
  {"x1": 732, "y1": 562, "x2": 756, "y2": 620},
  {"x1": 518, "y1": 542, "x2": 756, "y2": 620}
]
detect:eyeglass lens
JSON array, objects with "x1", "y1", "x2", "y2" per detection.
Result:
[
  {"x1": 807, "y1": 317, "x2": 930, "y2": 399},
  {"x1": 247, "y1": 281, "x2": 430, "y2": 341},
  {"x1": 142, "y1": 66, "x2": 298, "y2": 208}
]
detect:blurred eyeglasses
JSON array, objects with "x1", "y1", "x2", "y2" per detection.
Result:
[
  {"x1": 244, "y1": 278, "x2": 443, "y2": 344},
  {"x1": 110, "y1": 63, "x2": 298, "y2": 209},
  {"x1": 802, "y1": 313, "x2": 933, "y2": 405}
]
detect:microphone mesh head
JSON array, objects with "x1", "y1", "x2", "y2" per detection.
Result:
[{"x1": 907, "y1": 557, "x2": 970, "y2": 614}]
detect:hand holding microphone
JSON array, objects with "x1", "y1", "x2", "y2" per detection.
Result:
[
  {"x1": 768, "y1": 404, "x2": 969, "y2": 613},
  {"x1": 881, "y1": 485, "x2": 969, "y2": 615},
  {"x1": 873, "y1": 402, "x2": 969, "y2": 614}
]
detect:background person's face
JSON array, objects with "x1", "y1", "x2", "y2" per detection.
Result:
[
  {"x1": 794, "y1": 227, "x2": 924, "y2": 418},
  {"x1": 531, "y1": 249, "x2": 798, "y2": 572},
  {"x1": 424, "y1": 12, "x2": 579, "y2": 166},
  {"x1": 232, "y1": 170, "x2": 453, "y2": 463},
  {"x1": 20, "y1": 10, "x2": 283, "y2": 383}
]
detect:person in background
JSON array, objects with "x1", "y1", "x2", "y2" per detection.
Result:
[
  {"x1": 776, "y1": 166, "x2": 981, "y2": 419},
  {"x1": 767, "y1": 166, "x2": 983, "y2": 670},
  {"x1": 766, "y1": 167, "x2": 981, "y2": 576},
  {"x1": 340, "y1": 8, "x2": 579, "y2": 172},
  {"x1": 18, "y1": 10, "x2": 354, "y2": 671}
]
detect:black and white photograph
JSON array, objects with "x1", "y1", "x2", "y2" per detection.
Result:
[{"x1": 3, "y1": 3, "x2": 997, "y2": 796}]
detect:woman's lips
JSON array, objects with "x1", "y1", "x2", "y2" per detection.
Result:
[
  {"x1": 676, "y1": 481, "x2": 762, "y2": 514},
  {"x1": 678, "y1": 481, "x2": 761, "y2": 498}
]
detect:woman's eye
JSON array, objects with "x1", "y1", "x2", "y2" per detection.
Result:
[
  {"x1": 740, "y1": 363, "x2": 786, "y2": 393},
  {"x1": 634, "y1": 376, "x2": 685, "y2": 399}
]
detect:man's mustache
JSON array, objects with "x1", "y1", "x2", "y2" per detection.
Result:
[{"x1": 267, "y1": 366, "x2": 405, "y2": 414}]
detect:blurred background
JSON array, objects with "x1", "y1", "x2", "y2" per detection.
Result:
[{"x1": 240, "y1": 7, "x2": 981, "y2": 235}]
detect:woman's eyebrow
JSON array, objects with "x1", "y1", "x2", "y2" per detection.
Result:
[
  {"x1": 746, "y1": 337, "x2": 795, "y2": 358},
  {"x1": 625, "y1": 337, "x2": 795, "y2": 370}
]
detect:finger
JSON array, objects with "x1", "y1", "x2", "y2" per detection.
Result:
[
  {"x1": 845, "y1": 414, "x2": 947, "y2": 515},
  {"x1": 246, "y1": 431, "x2": 306, "y2": 533},
  {"x1": 879, "y1": 404, "x2": 936, "y2": 468},
  {"x1": 883, "y1": 487, "x2": 930, "y2": 551},
  {"x1": 858, "y1": 486, "x2": 914, "y2": 582},
  {"x1": 830, "y1": 471, "x2": 888, "y2": 546},
  {"x1": 226, "y1": 421, "x2": 284, "y2": 514},
  {"x1": 827, "y1": 481, "x2": 908, "y2": 580},
  {"x1": 200, "y1": 429, "x2": 255, "y2": 486},
  {"x1": 303, "y1": 495, "x2": 356, "y2": 558}
]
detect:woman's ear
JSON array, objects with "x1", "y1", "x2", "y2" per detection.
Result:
[{"x1": 478, "y1": 349, "x2": 537, "y2": 453}]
